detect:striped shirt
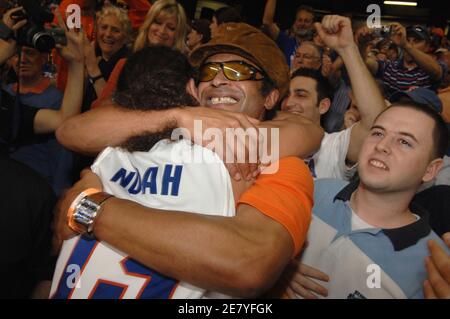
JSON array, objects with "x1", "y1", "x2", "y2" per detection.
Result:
[{"x1": 377, "y1": 59, "x2": 446, "y2": 98}]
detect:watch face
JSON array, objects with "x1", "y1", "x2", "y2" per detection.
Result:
[
  {"x1": 68, "y1": 189, "x2": 105, "y2": 235},
  {"x1": 74, "y1": 197, "x2": 100, "y2": 230},
  {"x1": 69, "y1": 191, "x2": 111, "y2": 236}
]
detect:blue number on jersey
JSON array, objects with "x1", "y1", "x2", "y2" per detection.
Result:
[{"x1": 52, "y1": 237, "x2": 178, "y2": 299}]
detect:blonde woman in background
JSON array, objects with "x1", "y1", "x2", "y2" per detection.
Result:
[{"x1": 133, "y1": 0, "x2": 187, "y2": 52}]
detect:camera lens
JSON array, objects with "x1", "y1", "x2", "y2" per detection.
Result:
[{"x1": 32, "y1": 31, "x2": 55, "y2": 52}]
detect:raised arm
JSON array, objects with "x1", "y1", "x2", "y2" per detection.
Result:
[
  {"x1": 262, "y1": 0, "x2": 280, "y2": 40},
  {"x1": 33, "y1": 11, "x2": 85, "y2": 134},
  {"x1": 1, "y1": 9, "x2": 84, "y2": 135},
  {"x1": 56, "y1": 103, "x2": 323, "y2": 182},
  {"x1": 0, "y1": 38, "x2": 16, "y2": 65},
  {"x1": 390, "y1": 23, "x2": 442, "y2": 81},
  {"x1": 403, "y1": 48, "x2": 441, "y2": 81},
  {"x1": 364, "y1": 55, "x2": 380, "y2": 76},
  {"x1": 84, "y1": 39, "x2": 107, "y2": 97},
  {"x1": 0, "y1": 7, "x2": 27, "y2": 64},
  {"x1": 354, "y1": 26, "x2": 380, "y2": 75},
  {"x1": 55, "y1": 103, "x2": 180, "y2": 155},
  {"x1": 315, "y1": 15, "x2": 386, "y2": 164}
]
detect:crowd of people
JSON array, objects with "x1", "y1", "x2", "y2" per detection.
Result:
[{"x1": 0, "y1": 0, "x2": 449, "y2": 299}]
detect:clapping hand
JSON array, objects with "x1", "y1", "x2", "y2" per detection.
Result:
[{"x1": 54, "y1": 9, "x2": 84, "y2": 63}]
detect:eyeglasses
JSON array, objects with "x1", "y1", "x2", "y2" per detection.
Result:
[
  {"x1": 294, "y1": 53, "x2": 320, "y2": 61},
  {"x1": 197, "y1": 61, "x2": 265, "y2": 82}
]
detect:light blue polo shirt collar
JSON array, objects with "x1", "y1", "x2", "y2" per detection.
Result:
[{"x1": 332, "y1": 181, "x2": 431, "y2": 251}]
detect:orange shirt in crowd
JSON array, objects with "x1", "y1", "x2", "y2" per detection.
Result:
[
  {"x1": 126, "y1": 0, "x2": 151, "y2": 30},
  {"x1": 238, "y1": 157, "x2": 314, "y2": 257},
  {"x1": 11, "y1": 77, "x2": 52, "y2": 94},
  {"x1": 90, "y1": 57, "x2": 126, "y2": 109}
]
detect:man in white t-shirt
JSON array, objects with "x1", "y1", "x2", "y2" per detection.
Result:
[{"x1": 281, "y1": 20, "x2": 387, "y2": 180}]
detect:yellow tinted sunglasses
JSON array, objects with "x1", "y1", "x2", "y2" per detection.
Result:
[{"x1": 198, "y1": 60, "x2": 265, "y2": 82}]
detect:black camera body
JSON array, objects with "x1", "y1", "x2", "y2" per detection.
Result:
[
  {"x1": 373, "y1": 25, "x2": 393, "y2": 38},
  {"x1": 14, "y1": 0, "x2": 66, "y2": 52}
]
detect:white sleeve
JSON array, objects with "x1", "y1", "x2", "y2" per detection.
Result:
[
  {"x1": 315, "y1": 126, "x2": 354, "y2": 180},
  {"x1": 90, "y1": 147, "x2": 114, "y2": 175}
]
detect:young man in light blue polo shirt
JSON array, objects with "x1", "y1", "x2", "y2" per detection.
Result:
[
  {"x1": 281, "y1": 15, "x2": 450, "y2": 299},
  {"x1": 282, "y1": 101, "x2": 449, "y2": 299}
]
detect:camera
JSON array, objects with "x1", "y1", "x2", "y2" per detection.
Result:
[
  {"x1": 372, "y1": 25, "x2": 393, "y2": 38},
  {"x1": 13, "y1": 0, "x2": 66, "y2": 52}
]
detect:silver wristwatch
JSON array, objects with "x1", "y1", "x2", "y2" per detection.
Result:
[{"x1": 69, "y1": 191, "x2": 113, "y2": 238}]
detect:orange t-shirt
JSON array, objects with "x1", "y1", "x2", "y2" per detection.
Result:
[
  {"x1": 126, "y1": 0, "x2": 151, "y2": 30},
  {"x1": 90, "y1": 58, "x2": 127, "y2": 109},
  {"x1": 11, "y1": 77, "x2": 51, "y2": 94},
  {"x1": 238, "y1": 157, "x2": 314, "y2": 257}
]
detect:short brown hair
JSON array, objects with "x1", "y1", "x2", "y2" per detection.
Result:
[{"x1": 376, "y1": 102, "x2": 449, "y2": 159}]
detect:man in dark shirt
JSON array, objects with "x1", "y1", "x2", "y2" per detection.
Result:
[{"x1": 0, "y1": 154, "x2": 56, "y2": 298}]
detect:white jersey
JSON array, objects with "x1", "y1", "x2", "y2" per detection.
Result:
[
  {"x1": 307, "y1": 126, "x2": 357, "y2": 181},
  {"x1": 50, "y1": 140, "x2": 235, "y2": 299}
]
